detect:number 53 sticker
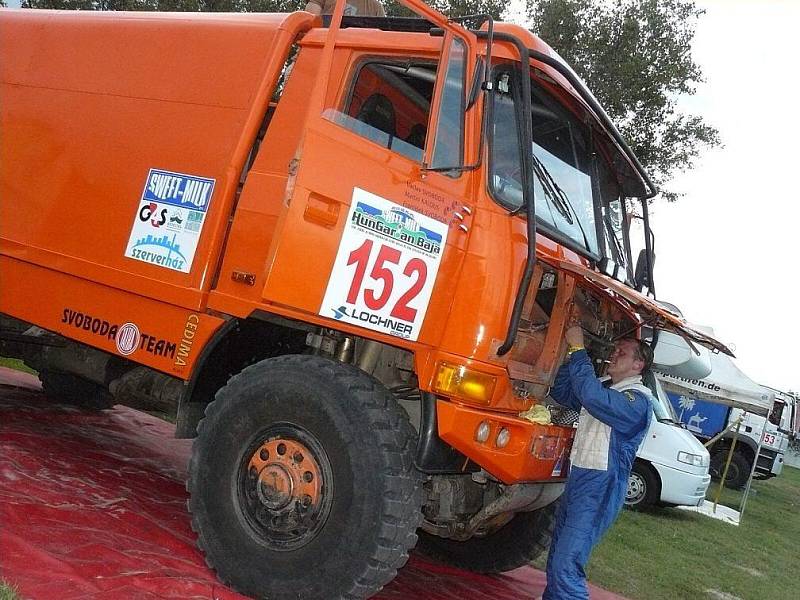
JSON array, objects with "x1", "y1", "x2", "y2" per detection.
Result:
[{"x1": 320, "y1": 188, "x2": 449, "y2": 341}]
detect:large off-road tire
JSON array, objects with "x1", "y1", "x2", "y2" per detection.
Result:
[
  {"x1": 625, "y1": 460, "x2": 661, "y2": 509},
  {"x1": 414, "y1": 502, "x2": 556, "y2": 574},
  {"x1": 710, "y1": 448, "x2": 751, "y2": 490},
  {"x1": 188, "y1": 355, "x2": 423, "y2": 600},
  {"x1": 39, "y1": 370, "x2": 114, "y2": 410}
]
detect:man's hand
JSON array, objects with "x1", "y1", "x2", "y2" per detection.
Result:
[{"x1": 565, "y1": 325, "x2": 585, "y2": 348}]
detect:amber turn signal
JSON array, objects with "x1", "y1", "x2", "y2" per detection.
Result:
[{"x1": 433, "y1": 362, "x2": 497, "y2": 406}]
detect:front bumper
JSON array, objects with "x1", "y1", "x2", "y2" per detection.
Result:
[
  {"x1": 652, "y1": 462, "x2": 711, "y2": 507},
  {"x1": 436, "y1": 399, "x2": 574, "y2": 484}
]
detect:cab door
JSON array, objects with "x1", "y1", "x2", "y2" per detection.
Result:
[{"x1": 262, "y1": 5, "x2": 479, "y2": 345}]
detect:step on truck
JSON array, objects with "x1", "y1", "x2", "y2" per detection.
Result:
[{"x1": 0, "y1": 3, "x2": 729, "y2": 598}]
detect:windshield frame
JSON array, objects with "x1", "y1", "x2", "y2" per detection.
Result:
[{"x1": 487, "y1": 63, "x2": 621, "y2": 263}]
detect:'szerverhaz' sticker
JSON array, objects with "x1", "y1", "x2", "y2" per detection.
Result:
[{"x1": 124, "y1": 169, "x2": 215, "y2": 273}]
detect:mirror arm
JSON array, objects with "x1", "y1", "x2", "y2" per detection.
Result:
[{"x1": 422, "y1": 15, "x2": 494, "y2": 175}]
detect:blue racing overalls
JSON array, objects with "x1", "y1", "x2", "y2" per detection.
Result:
[{"x1": 542, "y1": 350, "x2": 652, "y2": 600}]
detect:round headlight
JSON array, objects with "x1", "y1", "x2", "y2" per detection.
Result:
[
  {"x1": 475, "y1": 421, "x2": 491, "y2": 443},
  {"x1": 496, "y1": 428, "x2": 511, "y2": 448}
]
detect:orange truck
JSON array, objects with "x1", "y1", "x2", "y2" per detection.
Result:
[{"x1": 0, "y1": 2, "x2": 729, "y2": 598}]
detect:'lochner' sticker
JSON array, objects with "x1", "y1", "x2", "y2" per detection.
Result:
[
  {"x1": 320, "y1": 187, "x2": 449, "y2": 341},
  {"x1": 124, "y1": 169, "x2": 216, "y2": 273}
]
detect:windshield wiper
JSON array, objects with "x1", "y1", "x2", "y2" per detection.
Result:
[
  {"x1": 530, "y1": 154, "x2": 572, "y2": 223},
  {"x1": 530, "y1": 154, "x2": 592, "y2": 251}
]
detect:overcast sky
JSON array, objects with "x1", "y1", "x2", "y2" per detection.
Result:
[
  {"x1": 630, "y1": 0, "x2": 800, "y2": 394},
  {"x1": 4, "y1": 1, "x2": 797, "y2": 392}
]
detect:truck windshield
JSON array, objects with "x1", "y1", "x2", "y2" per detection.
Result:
[{"x1": 488, "y1": 66, "x2": 632, "y2": 269}]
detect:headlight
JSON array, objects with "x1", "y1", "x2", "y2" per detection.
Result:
[{"x1": 677, "y1": 451, "x2": 707, "y2": 467}]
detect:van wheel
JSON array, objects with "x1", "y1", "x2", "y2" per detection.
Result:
[
  {"x1": 187, "y1": 355, "x2": 423, "y2": 600},
  {"x1": 39, "y1": 370, "x2": 114, "y2": 410},
  {"x1": 625, "y1": 461, "x2": 660, "y2": 509},
  {"x1": 414, "y1": 503, "x2": 556, "y2": 573},
  {"x1": 710, "y1": 449, "x2": 750, "y2": 489}
]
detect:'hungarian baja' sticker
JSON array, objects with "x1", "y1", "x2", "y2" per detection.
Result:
[
  {"x1": 319, "y1": 188, "x2": 449, "y2": 341},
  {"x1": 124, "y1": 169, "x2": 215, "y2": 273}
]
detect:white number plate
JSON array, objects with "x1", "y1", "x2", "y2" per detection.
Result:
[{"x1": 319, "y1": 188, "x2": 449, "y2": 341}]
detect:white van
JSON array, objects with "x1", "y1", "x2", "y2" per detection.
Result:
[{"x1": 625, "y1": 375, "x2": 711, "y2": 509}]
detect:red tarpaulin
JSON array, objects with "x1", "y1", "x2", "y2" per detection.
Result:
[{"x1": 0, "y1": 368, "x2": 625, "y2": 600}]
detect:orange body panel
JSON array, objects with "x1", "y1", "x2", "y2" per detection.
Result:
[
  {"x1": 0, "y1": 9, "x2": 314, "y2": 311},
  {"x1": 0, "y1": 9, "x2": 311, "y2": 375},
  {"x1": 0, "y1": 256, "x2": 224, "y2": 379}
]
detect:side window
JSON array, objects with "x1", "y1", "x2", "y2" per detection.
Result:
[
  {"x1": 769, "y1": 401, "x2": 785, "y2": 426},
  {"x1": 430, "y1": 38, "x2": 466, "y2": 170},
  {"x1": 326, "y1": 60, "x2": 437, "y2": 162}
]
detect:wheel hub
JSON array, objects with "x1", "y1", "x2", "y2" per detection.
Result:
[
  {"x1": 627, "y1": 474, "x2": 645, "y2": 502},
  {"x1": 238, "y1": 426, "x2": 333, "y2": 551},
  {"x1": 257, "y1": 464, "x2": 294, "y2": 510}
]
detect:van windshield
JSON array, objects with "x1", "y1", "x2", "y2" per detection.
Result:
[{"x1": 652, "y1": 380, "x2": 679, "y2": 423}]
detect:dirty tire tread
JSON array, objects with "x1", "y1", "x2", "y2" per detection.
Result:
[
  {"x1": 414, "y1": 502, "x2": 557, "y2": 574},
  {"x1": 187, "y1": 355, "x2": 423, "y2": 600}
]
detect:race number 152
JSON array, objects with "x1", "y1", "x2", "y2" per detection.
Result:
[{"x1": 346, "y1": 240, "x2": 427, "y2": 322}]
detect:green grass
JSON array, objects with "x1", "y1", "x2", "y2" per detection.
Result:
[
  {"x1": 582, "y1": 466, "x2": 800, "y2": 599},
  {"x1": 0, "y1": 581, "x2": 20, "y2": 600},
  {"x1": 0, "y1": 357, "x2": 36, "y2": 375}
]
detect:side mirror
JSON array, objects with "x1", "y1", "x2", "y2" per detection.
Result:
[{"x1": 634, "y1": 248, "x2": 655, "y2": 294}]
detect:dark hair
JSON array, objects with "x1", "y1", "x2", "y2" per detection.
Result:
[{"x1": 622, "y1": 337, "x2": 654, "y2": 372}]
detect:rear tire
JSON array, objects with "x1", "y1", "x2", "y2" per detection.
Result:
[
  {"x1": 414, "y1": 503, "x2": 556, "y2": 573},
  {"x1": 188, "y1": 355, "x2": 423, "y2": 600},
  {"x1": 710, "y1": 449, "x2": 751, "y2": 489},
  {"x1": 39, "y1": 370, "x2": 114, "y2": 410},
  {"x1": 625, "y1": 460, "x2": 660, "y2": 509}
]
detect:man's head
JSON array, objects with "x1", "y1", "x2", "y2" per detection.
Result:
[{"x1": 607, "y1": 338, "x2": 653, "y2": 383}]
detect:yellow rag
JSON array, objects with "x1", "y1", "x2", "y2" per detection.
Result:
[{"x1": 518, "y1": 404, "x2": 552, "y2": 425}]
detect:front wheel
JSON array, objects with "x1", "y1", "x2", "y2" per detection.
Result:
[
  {"x1": 188, "y1": 355, "x2": 423, "y2": 600},
  {"x1": 414, "y1": 503, "x2": 556, "y2": 573},
  {"x1": 710, "y1": 449, "x2": 751, "y2": 489},
  {"x1": 625, "y1": 460, "x2": 660, "y2": 509}
]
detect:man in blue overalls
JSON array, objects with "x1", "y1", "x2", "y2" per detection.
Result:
[{"x1": 542, "y1": 326, "x2": 654, "y2": 600}]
